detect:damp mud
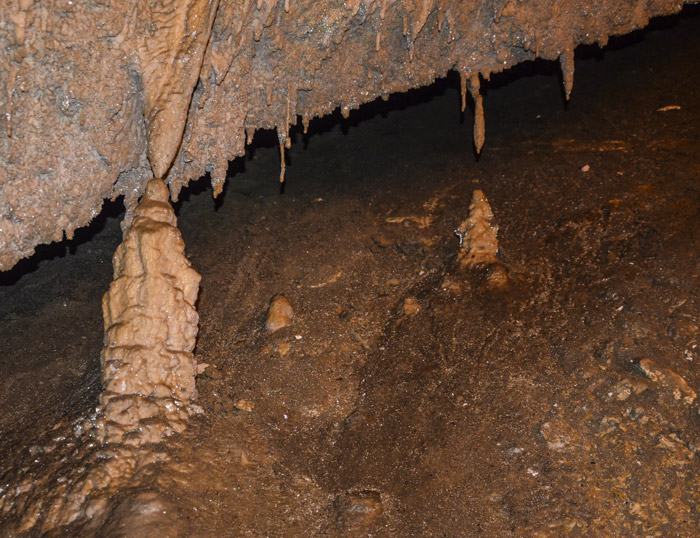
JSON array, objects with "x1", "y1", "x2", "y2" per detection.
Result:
[{"x1": 2, "y1": 7, "x2": 700, "y2": 537}]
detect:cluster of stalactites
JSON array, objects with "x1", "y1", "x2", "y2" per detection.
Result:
[{"x1": 95, "y1": 178, "x2": 201, "y2": 446}]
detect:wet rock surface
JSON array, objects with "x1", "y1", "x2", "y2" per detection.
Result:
[
  {"x1": 2, "y1": 9, "x2": 700, "y2": 536},
  {"x1": 0, "y1": 0, "x2": 695, "y2": 269}
]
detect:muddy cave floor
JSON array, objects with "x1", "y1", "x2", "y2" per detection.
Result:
[{"x1": 3, "y1": 9, "x2": 700, "y2": 537}]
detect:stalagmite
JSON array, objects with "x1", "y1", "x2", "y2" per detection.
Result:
[
  {"x1": 455, "y1": 189, "x2": 499, "y2": 268},
  {"x1": 96, "y1": 177, "x2": 202, "y2": 445},
  {"x1": 0, "y1": 178, "x2": 203, "y2": 534}
]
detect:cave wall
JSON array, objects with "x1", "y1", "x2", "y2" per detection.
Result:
[{"x1": 0, "y1": 0, "x2": 694, "y2": 270}]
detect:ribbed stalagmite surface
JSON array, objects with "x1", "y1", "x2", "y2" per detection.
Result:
[
  {"x1": 97, "y1": 177, "x2": 202, "y2": 445},
  {"x1": 457, "y1": 189, "x2": 499, "y2": 268},
  {"x1": 0, "y1": 178, "x2": 202, "y2": 534},
  {"x1": 0, "y1": 0, "x2": 696, "y2": 270}
]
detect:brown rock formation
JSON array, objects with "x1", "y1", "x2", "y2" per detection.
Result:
[
  {"x1": 96, "y1": 177, "x2": 201, "y2": 445},
  {"x1": 457, "y1": 189, "x2": 499, "y2": 268},
  {"x1": 0, "y1": 0, "x2": 695, "y2": 270},
  {"x1": 0, "y1": 178, "x2": 201, "y2": 534}
]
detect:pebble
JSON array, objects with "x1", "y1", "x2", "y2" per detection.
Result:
[
  {"x1": 486, "y1": 263, "x2": 508, "y2": 289},
  {"x1": 539, "y1": 418, "x2": 589, "y2": 452},
  {"x1": 334, "y1": 490, "x2": 383, "y2": 532},
  {"x1": 265, "y1": 294, "x2": 294, "y2": 332},
  {"x1": 402, "y1": 296, "x2": 420, "y2": 316},
  {"x1": 233, "y1": 400, "x2": 255, "y2": 412}
]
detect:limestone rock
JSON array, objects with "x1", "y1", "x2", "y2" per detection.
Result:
[
  {"x1": 96, "y1": 178, "x2": 201, "y2": 445},
  {"x1": 457, "y1": 190, "x2": 499, "y2": 268},
  {"x1": 265, "y1": 294, "x2": 294, "y2": 333},
  {"x1": 0, "y1": 0, "x2": 692, "y2": 270}
]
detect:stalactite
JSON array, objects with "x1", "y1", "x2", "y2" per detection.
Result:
[
  {"x1": 278, "y1": 127, "x2": 287, "y2": 183},
  {"x1": 468, "y1": 72, "x2": 485, "y2": 153},
  {"x1": 559, "y1": 44, "x2": 575, "y2": 100},
  {"x1": 460, "y1": 70, "x2": 467, "y2": 112}
]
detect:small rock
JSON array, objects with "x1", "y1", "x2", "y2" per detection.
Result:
[
  {"x1": 278, "y1": 342, "x2": 291, "y2": 357},
  {"x1": 612, "y1": 379, "x2": 633, "y2": 401},
  {"x1": 441, "y1": 276, "x2": 463, "y2": 294},
  {"x1": 203, "y1": 364, "x2": 223, "y2": 380},
  {"x1": 402, "y1": 296, "x2": 420, "y2": 316},
  {"x1": 581, "y1": 164, "x2": 590, "y2": 172},
  {"x1": 486, "y1": 263, "x2": 508, "y2": 289},
  {"x1": 372, "y1": 234, "x2": 393, "y2": 248},
  {"x1": 265, "y1": 294, "x2": 294, "y2": 332},
  {"x1": 233, "y1": 400, "x2": 255, "y2": 412},
  {"x1": 539, "y1": 418, "x2": 589, "y2": 452},
  {"x1": 334, "y1": 490, "x2": 383, "y2": 533},
  {"x1": 639, "y1": 358, "x2": 696, "y2": 405}
]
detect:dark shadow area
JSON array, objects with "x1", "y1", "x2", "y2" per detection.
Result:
[{"x1": 0, "y1": 197, "x2": 125, "y2": 287}]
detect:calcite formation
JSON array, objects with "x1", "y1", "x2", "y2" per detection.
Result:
[
  {"x1": 0, "y1": 0, "x2": 696, "y2": 271},
  {"x1": 456, "y1": 189, "x2": 499, "y2": 268},
  {"x1": 96, "y1": 177, "x2": 201, "y2": 445},
  {"x1": 0, "y1": 177, "x2": 201, "y2": 533}
]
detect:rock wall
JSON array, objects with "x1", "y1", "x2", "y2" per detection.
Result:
[{"x1": 0, "y1": 0, "x2": 695, "y2": 270}]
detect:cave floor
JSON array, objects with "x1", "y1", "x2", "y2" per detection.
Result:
[{"x1": 2, "y1": 8, "x2": 700, "y2": 537}]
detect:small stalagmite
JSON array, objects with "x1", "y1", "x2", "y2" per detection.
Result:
[
  {"x1": 96, "y1": 178, "x2": 202, "y2": 445},
  {"x1": 456, "y1": 189, "x2": 499, "y2": 268},
  {"x1": 265, "y1": 294, "x2": 294, "y2": 332}
]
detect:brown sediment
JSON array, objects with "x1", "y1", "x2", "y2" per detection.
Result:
[{"x1": 0, "y1": 0, "x2": 695, "y2": 270}]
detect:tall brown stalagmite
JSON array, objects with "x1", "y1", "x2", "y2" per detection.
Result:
[{"x1": 96, "y1": 178, "x2": 201, "y2": 445}]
